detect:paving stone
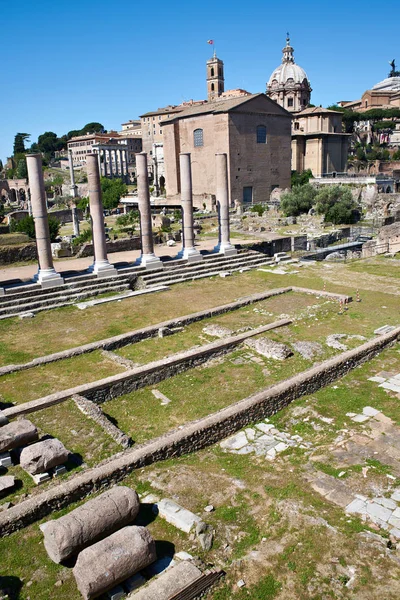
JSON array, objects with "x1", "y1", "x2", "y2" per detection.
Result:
[
  {"x1": 363, "y1": 406, "x2": 380, "y2": 417},
  {"x1": 368, "y1": 376, "x2": 387, "y2": 383},
  {"x1": 266, "y1": 448, "x2": 276, "y2": 460},
  {"x1": 151, "y1": 390, "x2": 172, "y2": 406},
  {"x1": 255, "y1": 423, "x2": 275, "y2": 434},
  {"x1": 366, "y1": 502, "x2": 393, "y2": 523},
  {"x1": 389, "y1": 527, "x2": 400, "y2": 539},
  {"x1": 374, "y1": 497, "x2": 397, "y2": 510},
  {"x1": 379, "y1": 382, "x2": 400, "y2": 393},
  {"x1": 325, "y1": 487, "x2": 354, "y2": 508},
  {"x1": 245, "y1": 428, "x2": 256, "y2": 441},
  {"x1": 390, "y1": 489, "x2": 400, "y2": 501},
  {"x1": 156, "y1": 499, "x2": 203, "y2": 534},
  {"x1": 388, "y1": 516, "x2": 400, "y2": 529},
  {"x1": 220, "y1": 431, "x2": 248, "y2": 451},
  {"x1": 392, "y1": 507, "x2": 400, "y2": 519},
  {"x1": 346, "y1": 499, "x2": 367, "y2": 515},
  {"x1": 351, "y1": 414, "x2": 370, "y2": 423},
  {"x1": 310, "y1": 478, "x2": 337, "y2": 497},
  {"x1": 374, "y1": 325, "x2": 395, "y2": 335},
  {"x1": 235, "y1": 445, "x2": 255, "y2": 455},
  {"x1": 275, "y1": 442, "x2": 289, "y2": 453},
  {"x1": 175, "y1": 551, "x2": 193, "y2": 561}
]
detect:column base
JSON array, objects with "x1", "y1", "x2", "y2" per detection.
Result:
[
  {"x1": 89, "y1": 261, "x2": 118, "y2": 278},
  {"x1": 0, "y1": 287, "x2": 5, "y2": 296},
  {"x1": 137, "y1": 254, "x2": 163, "y2": 271},
  {"x1": 177, "y1": 247, "x2": 203, "y2": 263},
  {"x1": 214, "y1": 243, "x2": 237, "y2": 256},
  {"x1": 34, "y1": 269, "x2": 64, "y2": 289}
]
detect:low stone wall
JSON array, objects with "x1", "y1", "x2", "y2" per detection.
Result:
[
  {"x1": 76, "y1": 236, "x2": 142, "y2": 258},
  {"x1": 3, "y1": 320, "x2": 292, "y2": 417},
  {"x1": 0, "y1": 243, "x2": 37, "y2": 265},
  {"x1": 0, "y1": 287, "x2": 292, "y2": 376},
  {"x1": 1, "y1": 326, "x2": 398, "y2": 536},
  {"x1": 73, "y1": 395, "x2": 132, "y2": 449}
]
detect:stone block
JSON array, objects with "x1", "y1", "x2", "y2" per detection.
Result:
[
  {"x1": 0, "y1": 452, "x2": 13, "y2": 468},
  {"x1": 374, "y1": 497, "x2": 397, "y2": 510},
  {"x1": 0, "y1": 419, "x2": 38, "y2": 453},
  {"x1": 20, "y1": 438, "x2": 69, "y2": 475},
  {"x1": 126, "y1": 561, "x2": 202, "y2": 600},
  {"x1": 156, "y1": 498, "x2": 203, "y2": 534},
  {"x1": 390, "y1": 489, "x2": 400, "y2": 501},
  {"x1": 366, "y1": 502, "x2": 392, "y2": 523},
  {"x1": 40, "y1": 486, "x2": 140, "y2": 563},
  {"x1": 53, "y1": 465, "x2": 67, "y2": 477},
  {"x1": 362, "y1": 406, "x2": 380, "y2": 417},
  {"x1": 202, "y1": 324, "x2": 233, "y2": 338},
  {"x1": 380, "y1": 381, "x2": 400, "y2": 393},
  {"x1": 345, "y1": 498, "x2": 367, "y2": 515},
  {"x1": 0, "y1": 476, "x2": 15, "y2": 494},
  {"x1": 31, "y1": 472, "x2": 51, "y2": 485},
  {"x1": 220, "y1": 431, "x2": 248, "y2": 451},
  {"x1": 107, "y1": 585, "x2": 126, "y2": 600},
  {"x1": 73, "y1": 526, "x2": 156, "y2": 600},
  {"x1": 245, "y1": 337, "x2": 292, "y2": 360},
  {"x1": 0, "y1": 411, "x2": 9, "y2": 427},
  {"x1": 374, "y1": 325, "x2": 395, "y2": 335},
  {"x1": 351, "y1": 414, "x2": 370, "y2": 423}
]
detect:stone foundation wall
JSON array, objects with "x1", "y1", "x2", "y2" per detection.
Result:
[
  {"x1": 76, "y1": 236, "x2": 142, "y2": 258},
  {"x1": 0, "y1": 243, "x2": 37, "y2": 265},
  {"x1": 1, "y1": 326, "x2": 398, "y2": 536}
]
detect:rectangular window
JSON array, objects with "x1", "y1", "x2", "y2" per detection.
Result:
[
  {"x1": 193, "y1": 128, "x2": 204, "y2": 147},
  {"x1": 288, "y1": 98, "x2": 294, "y2": 107}
]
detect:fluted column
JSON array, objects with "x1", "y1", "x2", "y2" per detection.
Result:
[
  {"x1": 86, "y1": 154, "x2": 117, "y2": 277},
  {"x1": 103, "y1": 149, "x2": 108, "y2": 177},
  {"x1": 26, "y1": 154, "x2": 64, "y2": 287},
  {"x1": 178, "y1": 153, "x2": 202, "y2": 262},
  {"x1": 215, "y1": 153, "x2": 237, "y2": 256},
  {"x1": 136, "y1": 152, "x2": 161, "y2": 270}
]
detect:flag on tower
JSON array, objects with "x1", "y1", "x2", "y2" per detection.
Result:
[{"x1": 207, "y1": 40, "x2": 214, "y2": 45}]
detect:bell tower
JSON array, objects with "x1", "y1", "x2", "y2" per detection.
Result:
[{"x1": 207, "y1": 53, "x2": 224, "y2": 102}]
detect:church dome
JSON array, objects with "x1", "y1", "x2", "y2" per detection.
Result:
[
  {"x1": 268, "y1": 62, "x2": 309, "y2": 88},
  {"x1": 266, "y1": 35, "x2": 311, "y2": 112},
  {"x1": 267, "y1": 36, "x2": 310, "y2": 89}
]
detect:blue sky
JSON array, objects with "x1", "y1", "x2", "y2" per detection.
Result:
[{"x1": 1, "y1": 0, "x2": 398, "y2": 162}]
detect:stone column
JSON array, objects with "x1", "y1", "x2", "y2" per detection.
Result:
[
  {"x1": 86, "y1": 154, "x2": 117, "y2": 277},
  {"x1": 26, "y1": 154, "x2": 64, "y2": 287},
  {"x1": 136, "y1": 152, "x2": 161, "y2": 270},
  {"x1": 109, "y1": 149, "x2": 114, "y2": 178},
  {"x1": 119, "y1": 150, "x2": 125, "y2": 179},
  {"x1": 103, "y1": 150, "x2": 108, "y2": 177},
  {"x1": 214, "y1": 153, "x2": 237, "y2": 256},
  {"x1": 96, "y1": 150, "x2": 101, "y2": 175},
  {"x1": 71, "y1": 203, "x2": 80, "y2": 237},
  {"x1": 68, "y1": 150, "x2": 78, "y2": 198},
  {"x1": 178, "y1": 153, "x2": 202, "y2": 262}
]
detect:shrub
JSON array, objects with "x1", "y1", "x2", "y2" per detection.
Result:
[
  {"x1": 72, "y1": 227, "x2": 92, "y2": 246},
  {"x1": 250, "y1": 204, "x2": 265, "y2": 217},
  {"x1": 315, "y1": 185, "x2": 358, "y2": 225},
  {"x1": 10, "y1": 215, "x2": 61, "y2": 242},
  {"x1": 280, "y1": 183, "x2": 317, "y2": 217}
]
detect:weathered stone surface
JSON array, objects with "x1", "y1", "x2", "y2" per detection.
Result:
[
  {"x1": 292, "y1": 341, "x2": 323, "y2": 360},
  {"x1": 245, "y1": 337, "x2": 292, "y2": 360},
  {"x1": 127, "y1": 561, "x2": 202, "y2": 600},
  {"x1": 0, "y1": 411, "x2": 8, "y2": 427},
  {"x1": 40, "y1": 486, "x2": 140, "y2": 563},
  {"x1": 0, "y1": 419, "x2": 38, "y2": 452},
  {"x1": 0, "y1": 476, "x2": 15, "y2": 494},
  {"x1": 202, "y1": 324, "x2": 233, "y2": 338},
  {"x1": 73, "y1": 395, "x2": 132, "y2": 449},
  {"x1": 157, "y1": 498, "x2": 203, "y2": 533},
  {"x1": 20, "y1": 438, "x2": 69, "y2": 475},
  {"x1": 73, "y1": 526, "x2": 156, "y2": 600}
]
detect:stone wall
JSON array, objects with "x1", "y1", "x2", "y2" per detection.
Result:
[
  {"x1": 0, "y1": 243, "x2": 37, "y2": 265},
  {"x1": 76, "y1": 236, "x2": 142, "y2": 258},
  {"x1": 0, "y1": 287, "x2": 292, "y2": 376},
  {"x1": 1, "y1": 326, "x2": 398, "y2": 536},
  {"x1": 49, "y1": 208, "x2": 84, "y2": 225}
]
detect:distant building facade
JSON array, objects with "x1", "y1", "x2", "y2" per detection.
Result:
[
  {"x1": 266, "y1": 36, "x2": 349, "y2": 176},
  {"x1": 161, "y1": 94, "x2": 292, "y2": 208}
]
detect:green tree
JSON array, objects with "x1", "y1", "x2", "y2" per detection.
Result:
[
  {"x1": 392, "y1": 149, "x2": 400, "y2": 160},
  {"x1": 81, "y1": 122, "x2": 104, "y2": 135},
  {"x1": 291, "y1": 169, "x2": 313, "y2": 187},
  {"x1": 16, "y1": 158, "x2": 28, "y2": 179},
  {"x1": 12, "y1": 215, "x2": 61, "y2": 241},
  {"x1": 280, "y1": 183, "x2": 317, "y2": 217},
  {"x1": 13, "y1": 133, "x2": 30, "y2": 155},
  {"x1": 100, "y1": 177, "x2": 127, "y2": 210},
  {"x1": 315, "y1": 185, "x2": 358, "y2": 225}
]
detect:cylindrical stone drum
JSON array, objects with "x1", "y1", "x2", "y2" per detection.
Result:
[
  {"x1": 0, "y1": 419, "x2": 38, "y2": 453},
  {"x1": 73, "y1": 525, "x2": 156, "y2": 600},
  {"x1": 20, "y1": 438, "x2": 69, "y2": 474},
  {"x1": 40, "y1": 486, "x2": 140, "y2": 563}
]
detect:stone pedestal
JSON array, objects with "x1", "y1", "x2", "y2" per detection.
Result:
[
  {"x1": 26, "y1": 154, "x2": 64, "y2": 288},
  {"x1": 136, "y1": 153, "x2": 162, "y2": 270},
  {"x1": 86, "y1": 154, "x2": 117, "y2": 278},
  {"x1": 214, "y1": 153, "x2": 237, "y2": 256},
  {"x1": 178, "y1": 153, "x2": 202, "y2": 263}
]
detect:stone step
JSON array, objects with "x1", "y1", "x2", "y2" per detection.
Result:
[
  {"x1": 0, "y1": 283, "x2": 130, "y2": 317},
  {"x1": 142, "y1": 256, "x2": 272, "y2": 286},
  {"x1": 0, "y1": 277, "x2": 132, "y2": 308},
  {"x1": 141, "y1": 253, "x2": 270, "y2": 282}
]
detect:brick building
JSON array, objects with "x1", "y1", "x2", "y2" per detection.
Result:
[{"x1": 161, "y1": 93, "x2": 292, "y2": 208}]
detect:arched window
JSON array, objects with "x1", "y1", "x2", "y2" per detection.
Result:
[
  {"x1": 211, "y1": 83, "x2": 215, "y2": 92},
  {"x1": 194, "y1": 129, "x2": 204, "y2": 147},
  {"x1": 211, "y1": 67, "x2": 214, "y2": 77},
  {"x1": 256, "y1": 125, "x2": 267, "y2": 144}
]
